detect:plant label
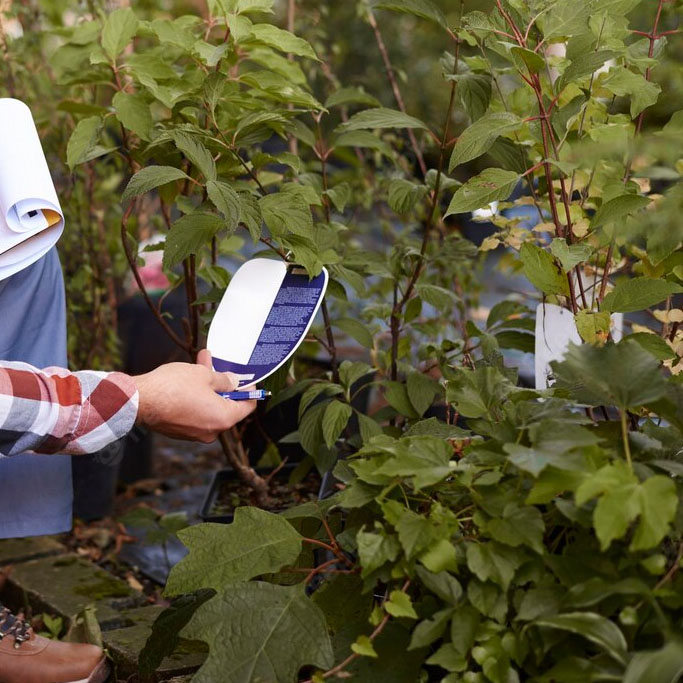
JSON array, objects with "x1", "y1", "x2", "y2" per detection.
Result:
[
  {"x1": 208, "y1": 259, "x2": 328, "y2": 387},
  {"x1": 0, "y1": 99, "x2": 65, "y2": 280},
  {"x1": 535, "y1": 303, "x2": 580, "y2": 389}
]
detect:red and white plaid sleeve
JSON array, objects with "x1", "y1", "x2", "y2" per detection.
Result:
[{"x1": 0, "y1": 361, "x2": 139, "y2": 457}]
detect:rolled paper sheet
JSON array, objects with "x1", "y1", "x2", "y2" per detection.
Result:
[{"x1": 0, "y1": 98, "x2": 64, "y2": 280}]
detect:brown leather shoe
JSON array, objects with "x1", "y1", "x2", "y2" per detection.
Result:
[{"x1": 0, "y1": 606, "x2": 109, "y2": 683}]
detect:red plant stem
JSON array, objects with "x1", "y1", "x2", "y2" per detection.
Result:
[
  {"x1": 366, "y1": 8, "x2": 427, "y2": 176},
  {"x1": 120, "y1": 203, "x2": 190, "y2": 353},
  {"x1": 304, "y1": 558, "x2": 339, "y2": 584},
  {"x1": 599, "y1": 0, "x2": 666, "y2": 304}
]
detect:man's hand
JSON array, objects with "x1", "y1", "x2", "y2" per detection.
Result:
[{"x1": 133, "y1": 349, "x2": 256, "y2": 443}]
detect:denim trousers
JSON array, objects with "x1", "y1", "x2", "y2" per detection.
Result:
[{"x1": 0, "y1": 248, "x2": 72, "y2": 538}]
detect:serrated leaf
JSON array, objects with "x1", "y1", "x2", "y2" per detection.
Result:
[
  {"x1": 449, "y1": 112, "x2": 522, "y2": 170},
  {"x1": 456, "y1": 72, "x2": 492, "y2": 122},
  {"x1": 406, "y1": 371, "x2": 439, "y2": 417},
  {"x1": 66, "y1": 116, "x2": 103, "y2": 171},
  {"x1": 510, "y1": 46, "x2": 546, "y2": 74},
  {"x1": 602, "y1": 277, "x2": 682, "y2": 313},
  {"x1": 249, "y1": 23, "x2": 318, "y2": 60},
  {"x1": 322, "y1": 400, "x2": 352, "y2": 448},
  {"x1": 122, "y1": 166, "x2": 189, "y2": 202},
  {"x1": 351, "y1": 635, "x2": 378, "y2": 658},
  {"x1": 408, "y1": 608, "x2": 454, "y2": 650},
  {"x1": 357, "y1": 412, "x2": 383, "y2": 444},
  {"x1": 575, "y1": 310, "x2": 611, "y2": 344},
  {"x1": 388, "y1": 179, "x2": 428, "y2": 214},
  {"x1": 238, "y1": 193, "x2": 262, "y2": 240},
  {"x1": 590, "y1": 193, "x2": 651, "y2": 229},
  {"x1": 338, "y1": 107, "x2": 429, "y2": 132},
  {"x1": 535, "y1": 612, "x2": 627, "y2": 665},
  {"x1": 625, "y1": 332, "x2": 676, "y2": 361},
  {"x1": 101, "y1": 7, "x2": 138, "y2": 61},
  {"x1": 184, "y1": 583, "x2": 333, "y2": 683},
  {"x1": 520, "y1": 242, "x2": 569, "y2": 296},
  {"x1": 415, "y1": 566, "x2": 462, "y2": 604},
  {"x1": 372, "y1": 0, "x2": 447, "y2": 28},
  {"x1": 445, "y1": 168, "x2": 520, "y2": 215},
  {"x1": 162, "y1": 213, "x2": 225, "y2": 268},
  {"x1": 357, "y1": 528, "x2": 400, "y2": 577},
  {"x1": 549, "y1": 238, "x2": 593, "y2": 272},
  {"x1": 169, "y1": 130, "x2": 217, "y2": 181},
  {"x1": 466, "y1": 542, "x2": 523, "y2": 589},
  {"x1": 206, "y1": 180, "x2": 241, "y2": 231},
  {"x1": 333, "y1": 130, "x2": 393, "y2": 156},
  {"x1": 385, "y1": 590, "x2": 418, "y2": 619},
  {"x1": 603, "y1": 67, "x2": 661, "y2": 118},
  {"x1": 112, "y1": 91, "x2": 152, "y2": 141},
  {"x1": 557, "y1": 50, "x2": 617, "y2": 93},
  {"x1": 259, "y1": 192, "x2": 313, "y2": 238},
  {"x1": 325, "y1": 86, "x2": 380, "y2": 109},
  {"x1": 486, "y1": 505, "x2": 545, "y2": 554},
  {"x1": 165, "y1": 508, "x2": 302, "y2": 595}
]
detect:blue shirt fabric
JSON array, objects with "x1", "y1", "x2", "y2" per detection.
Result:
[{"x1": 0, "y1": 248, "x2": 72, "y2": 538}]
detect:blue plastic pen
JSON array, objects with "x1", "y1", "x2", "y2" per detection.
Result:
[{"x1": 219, "y1": 390, "x2": 272, "y2": 401}]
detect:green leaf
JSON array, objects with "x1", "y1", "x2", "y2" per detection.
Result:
[
  {"x1": 333, "y1": 130, "x2": 394, "y2": 156},
  {"x1": 446, "y1": 366, "x2": 513, "y2": 419},
  {"x1": 139, "y1": 589, "x2": 215, "y2": 676},
  {"x1": 557, "y1": 50, "x2": 617, "y2": 93},
  {"x1": 537, "y1": 3, "x2": 589, "y2": 40},
  {"x1": 419, "y1": 538, "x2": 457, "y2": 573},
  {"x1": 603, "y1": 67, "x2": 661, "y2": 118},
  {"x1": 184, "y1": 583, "x2": 334, "y2": 683},
  {"x1": 122, "y1": 166, "x2": 190, "y2": 203},
  {"x1": 322, "y1": 400, "x2": 352, "y2": 448},
  {"x1": 385, "y1": 590, "x2": 418, "y2": 619},
  {"x1": 456, "y1": 72, "x2": 492, "y2": 122},
  {"x1": 66, "y1": 116, "x2": 105, "y2": 171},
  {"x1": 333, "y1": 318, "x2": 374, "y2": 348},
  {"x1": 534, "y1": 612, "x2": 628, "y2": 665},
  {"x1": 357, "y1": 412, "x2": 383, "y2": 444},
  {"x1": 238, "y1": 193, "x2": 262, "y2": 240},
  {"x1": 552, "y1": 340, "x2": 669, "y2": 409},
  {"x1": 325, "y1": 87, "x2": 380, "y2": 109},
  {"x1": 623, "y1": 640, "x2": 683, "y2": 683},
  {"x1": 325, "y1": 183, "x2": 352, "y2": 213},
  {"x1": 590, "y1": 193, "x2": 651, "y2": 229},
  {"x1": 625, "y1": 333, "x2": 676, "y2": 361},
  {"x1": 575, "y1": 310, "x2": 612, "y2": 344},
  {"x1": 162, "y1": 213, "x2": 224, "y2": 269},
  {"x1": 406, "y1": 371, "x2": 439, "y2": 417},
  {"x1": 351, "y1": 635, "x2": 378, "y2": 658},
  {"x1": 206, "y1": 180, "x2": 241, "y2": 232},
  {"x1": 249, "y1": 23, "x2": 317, "y2": 60},
  {"x1": 426, "y1": 643, "x2": 467, "y2": 672},
  {"x1": 101, "y1": 7, "x2": 138, "y2": 61},
  {"x1": 404, "y1": 418, "x2": 470, "y2": 439},
  {"x1": 630, "y1": 475, "x2": 679, "y2": 551},
  {"x1": 259, "y1": 192, "x2": 313, "y2": 238},
  {"x1": 338, "y1": 107, "x2": 429, "y2": 132},
  {"x1": 165, "y1": 509, "x2": 302, "y2": 595},
  {"x1": 415, "y1": 566, "x2": 462, "y2": 605},
  {"x1": 520, "y1": 243, "x2": 569, "y2": 296},
  {"x1": 549, "y1": 238, "x2": 593, "y2": 272},
  {"x1": 486, "y1": 505, "x2": 545, "y2": 554},
  {"x1": 357, "y1": 527, "x2": 400, "y2": 577},
  {"x1": 466, "y1": 542, "x2": 523, "y2": 590},
  {"x1": 384, "y1": 381, "x2": 420, "y2": 419},
  {"x1": 602, "y1": 277, "x2": 683, "y2": 313},
  {"x1": 449, "y1": 112, "x2": 522, "y2": 171},
  {"x1": 408, "y1": 608, "x2": 454, "y2": 650},
  {"x1": 388, "y1": 179, "x2": 428, "y2": 214},
  {"x1": 112, "y1": 91, "x2": 152, "y2": 141},
  {"x1": 510, "y1": 46, "x2": 546, "y2": 74},
  {"x1": 372, "y1": 0, "x2": 447, "y2": 28},
  {"x1": 169, "y1": 130, "x2": 217, "y2": 181},
  {"x1": 445, "y1": 168, "x2": 520, "y2": 216}
]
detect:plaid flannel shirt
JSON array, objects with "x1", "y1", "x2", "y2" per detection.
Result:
[{"x1": 0, "y1": 361, "x2": 138, "y2": 457}]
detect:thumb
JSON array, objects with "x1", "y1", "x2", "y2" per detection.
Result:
[{"x1": 211, "y1": 371, "x2": 240, "y2": 393}]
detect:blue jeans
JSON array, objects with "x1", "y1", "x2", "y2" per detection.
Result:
[{"x1": 0, "y1": 248, "x2": 72, "y2": 538}]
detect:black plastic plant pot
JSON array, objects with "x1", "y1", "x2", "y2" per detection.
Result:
[{"x1": 200, "y1": 464, "x2": 322, "y2": 523}]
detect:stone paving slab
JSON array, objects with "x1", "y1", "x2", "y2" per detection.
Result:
[
  {"x1": 0, "y1": 536, "x2": 65, "y2": 565},
  {"x1": 3, "y1": 554, "x2": 143, "y2": 630}
]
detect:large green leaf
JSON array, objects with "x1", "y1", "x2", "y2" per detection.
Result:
[
  {"x1": 445, "y1": 168, "x2": 520, "y2": 215},
  {"x1": 623, "y1": 641, "x2": 683, "y2": 683},
  {"x1": 338, "y1": 108, "x2": 429, "y2": 132},
  {"x1": 549, "y1": 238, "x2": 593, "y2": 272},
  {"x1": 388, "y1": 179, "x2": 428, "y2": 214},
  {"x1": 590, "y1": 193, "x2": 651, "y2": 229},
  {"x1": 66, "y1": 116, "x2": 110, "y2": 170},
  {"x1": 122, "y1": 166, "x2": 189, "y2": 202},
  {"x1": 455, "y1": 72, "x2": 492, "y2": 122},
  {"x1": 534, "y1": 612, "x2": 628, "y2": 665},
  {"x1": 603, "y1": 67, "x2": 661, "y2": 118},
  {"x1": 101, "y1": 7, "x2": 138, "y2": 61},
  {"x1": 449, "y1": 112, "x2": 522, "y2": 170},
  {"x1": 520, "y1": 243, "x2": 569, "y2": 296},
  {"x1": 165, "y1": 508, "x2": 302, "y2": 595},
  {"x1": 206, "y1": 180, "x2": 241, "y2": 232},
  {"x1": 552, "y1": 340, "x2": 669, "y2": 410},
  {"x1": 537, "y1": 2, "x2": 589, "y2": 39},
  {"x1": 322, "y1": 400, "x2": 352, "y2": 448},
  {"x1": 372, "y1": 0, "x2": 447, "y2": 28},
  {"x1": 184, "y1": 583, "x2": 333, "y2": 683},
  {"x1": 259, "y1": 192, "x2": 313, "y2": 238},
  {"x1": 169, "y1": 130, "x2": 217, "y2": 181},
  {"x1": 112, "y1": 91, "x2": 152, "y2": 141},
  {"x1": 466, "y1": 542, "x2": 524, "y2": 590},
  {"x1": 249, "y1": 23, "x2": 318, "y2": 60},
  {"x1": 162, "y1": 213, "x2": 224, "y2": 269},
  {"x1": 602, "y1": 277, "x2": 683, "y2": 313},
  {"x1": 557, "y1": 50, "x2": 617, "y2": 93}
]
